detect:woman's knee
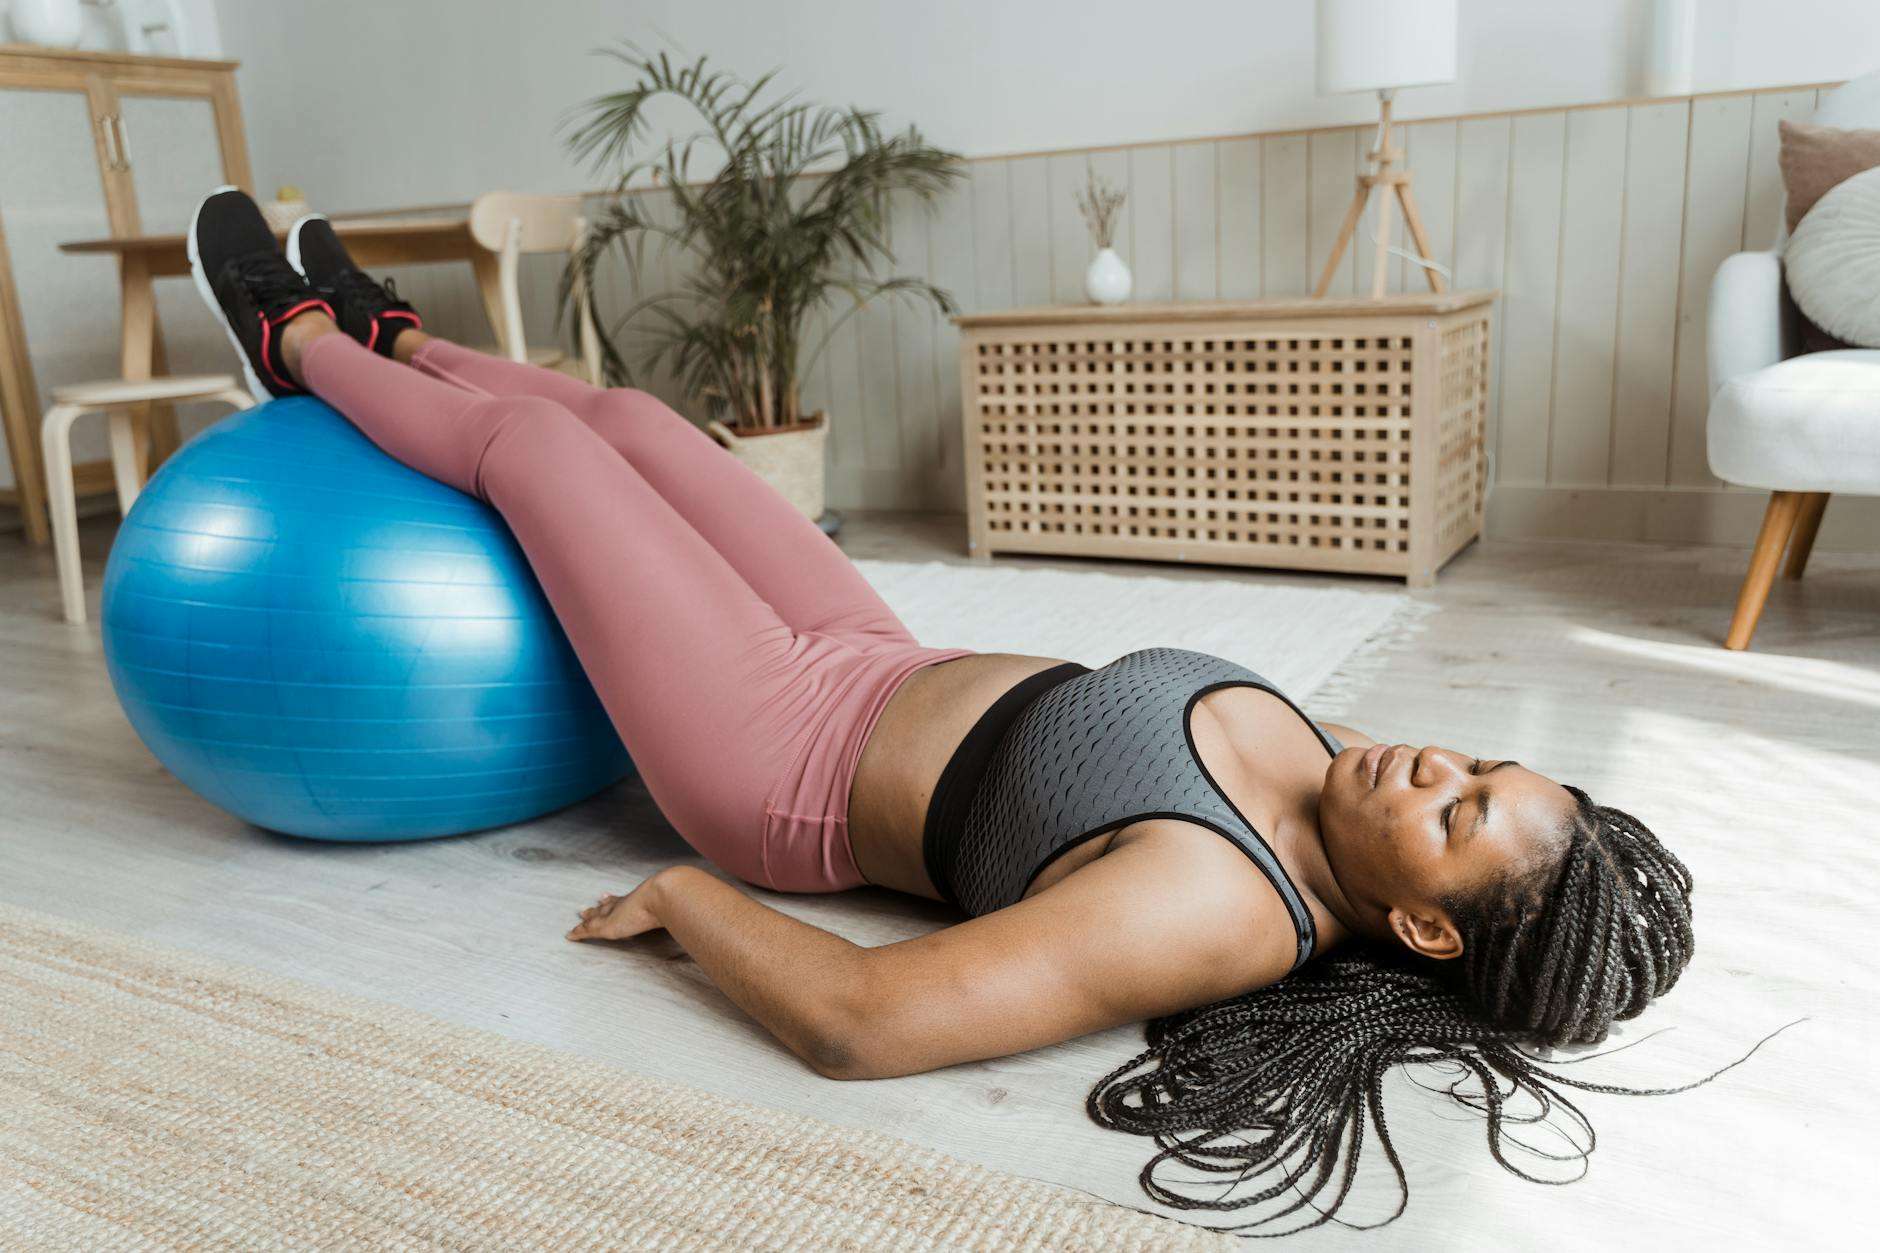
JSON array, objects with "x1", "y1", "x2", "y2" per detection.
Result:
[
  {"x1": 465, "y1": 395, "x2": 595, "y2": 497},
  {"x1": 582, "y1": 388, "x2": 704, "y2": 455}
]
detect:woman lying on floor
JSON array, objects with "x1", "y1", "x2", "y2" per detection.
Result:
[{"x1": 189, "y1": 185, "x2": 1736, "y2": 1232}]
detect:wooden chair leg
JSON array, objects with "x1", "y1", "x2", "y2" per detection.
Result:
[
  {"x1": 106, "y1": 408, "x2": 144, "y2": 516},
  {"x1": 1725, "y1": 491, "x2": 1804, "y2": 651},
  {"x1": 1782, "y1": 492, "x2": 1829, "y2": 580},
  {"x1": 107, "y1": 391, "x2": 254, "y2": 519},
  {"x1": 39, "y1": 402, "x2": 89, "y2": 625}
]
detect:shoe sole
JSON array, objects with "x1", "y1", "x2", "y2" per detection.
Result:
[
  {"x1": 283, "y1": 213, "x2": 329, "y2": 281},
  {"x1": 187, "y1": 183, "x2": 274, "y2": 406}
]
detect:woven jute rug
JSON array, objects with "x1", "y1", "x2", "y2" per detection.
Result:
[{"x1": 0, "y1": 902, "x2": 1223, "y2": 1250}]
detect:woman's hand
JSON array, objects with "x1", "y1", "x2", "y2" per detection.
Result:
[{"x1": 565, "y1": 870, "x2": 676, "y2": 942}]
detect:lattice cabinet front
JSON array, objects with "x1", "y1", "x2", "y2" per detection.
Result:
[{"x1": 955, "y1": 293, "x2": 1495, "y2": 586}]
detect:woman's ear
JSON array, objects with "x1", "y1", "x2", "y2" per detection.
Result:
[{"x1": 1387, "y1": 905, "x2": 1463, "y2": 960}]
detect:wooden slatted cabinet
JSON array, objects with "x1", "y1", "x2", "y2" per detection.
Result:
[{"x1": 955, "y1": 292, "x2": 1496, "y2": 587}]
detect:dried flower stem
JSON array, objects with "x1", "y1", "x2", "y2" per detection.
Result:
[{"x1": 1075, "y1": 163, "x2": 1127, "y2": 251}]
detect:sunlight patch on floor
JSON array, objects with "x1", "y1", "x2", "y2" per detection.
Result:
[{"x1": 1570, "y1": 626, "x2": 1880, "y2": 709}]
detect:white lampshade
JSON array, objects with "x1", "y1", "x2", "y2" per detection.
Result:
[{"x1": 1316, "y1": 0, "x2": 1459, "y2": 95}]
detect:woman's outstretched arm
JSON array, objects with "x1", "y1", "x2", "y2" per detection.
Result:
[
  {"x1": 569, "y1": 829, "x2": 1294, "y2": 1081},
  {"x1": 567, "y1": 865, "x2": 871, "y2": 1076},
  {"x1": 825, "y1": 830, "x2": 1295, "y2": 1078}
]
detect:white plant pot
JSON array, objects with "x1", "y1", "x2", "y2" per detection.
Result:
[
  {"x1": 1085, "y1": 247, "x2": 1132, "y2": 305},
  {"x1": 10, "y1": 0, "x2": 86, "y2": 47},
  {"x1": 706, "y1": 412, "x2": 828, "y2": 523}
]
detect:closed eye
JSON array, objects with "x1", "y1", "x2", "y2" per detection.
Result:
[
  {"x1": 1454, "y1": 759, "x2": 1518, "y2": 839},
  {"x1": 1446, "y1": 759, "x2": 1489, "y2": 837}
]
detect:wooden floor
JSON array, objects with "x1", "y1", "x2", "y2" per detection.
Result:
[{"x1": 4, "y1": 513, "x2": 1876, "y2": 1247}]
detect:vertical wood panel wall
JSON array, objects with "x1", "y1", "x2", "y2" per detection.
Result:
[{"x1": 398, "y1": 83, "x2": 1860, "y2": 550}]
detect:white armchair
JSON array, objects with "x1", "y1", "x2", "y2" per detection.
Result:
[{"x1": 1706, "y1": 73, "x2": 1880, "y2": 650}]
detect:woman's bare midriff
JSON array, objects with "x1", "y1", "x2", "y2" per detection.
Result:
[{"x1": 844, "y1": 652, "x2": 1076, "y2": 901}]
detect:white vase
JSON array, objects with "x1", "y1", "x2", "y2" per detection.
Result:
[
  {"x1": 10, "y1": 0, "x2": 86, "y2": 47},
  {"x1": 261, "y1": 187, "x2": 313, "y2": 232},
  {"x1": 1085, "y1": 247, "x2": 1132, "y2": 305}
]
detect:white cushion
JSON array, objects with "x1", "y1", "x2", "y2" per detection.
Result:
[
  {"x1": 1785, "y1": 166, "x2": 1880, "y2": 347},
  {"x1": 1812, "y1": 68, "x2": 1880, "y2": 129},
  {"x1": 1708, "y1": 349, "x2": 1880, "y2": 492}
]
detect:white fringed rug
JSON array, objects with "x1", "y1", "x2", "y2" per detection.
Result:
[
  {"x1": 0, "y1": 902, "x2": 1227, "y2": 1251},
  {"x1": 0, "y1": 566, "x2": 1427, "y2": 1249},
  {"x1": 852, "y1": 559, "x2": 1433, "y2": 716}
]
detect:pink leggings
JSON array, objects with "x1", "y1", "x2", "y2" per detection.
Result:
[{"x1": 298, "y1": 333, "x2": 976, "y2": 891}]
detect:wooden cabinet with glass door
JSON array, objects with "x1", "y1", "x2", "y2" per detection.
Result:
[{"x1": 0, "y1": 45, "x2": 250, "y2": 545}]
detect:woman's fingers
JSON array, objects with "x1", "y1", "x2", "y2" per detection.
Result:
[
  {"x1": 566, "y1": 888, "x2": 647, "y2": 941},
  {"x1": 567, "y1": 896, "x2": 608, "y2": 939}
]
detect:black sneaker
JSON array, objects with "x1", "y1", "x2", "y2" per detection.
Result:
[
  {"x1": 188, "y1": 185, "x2": 335, "y2": 401},
  {"x1": 286, "y1": 214, "x2": 423, "y2": 356}
]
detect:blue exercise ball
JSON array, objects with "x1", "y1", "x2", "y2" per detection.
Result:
[{"x1": 100, "y1": 395, "x2": 632, "y2": 842}]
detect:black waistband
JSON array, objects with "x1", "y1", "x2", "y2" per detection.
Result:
[{"x1": 922, "y1": 661, "x2": 1093, "y2": 909}]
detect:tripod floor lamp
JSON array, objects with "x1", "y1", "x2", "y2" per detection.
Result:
[{"x1": 1313, "y1": 0, "x2": 1459, "y2": 298}]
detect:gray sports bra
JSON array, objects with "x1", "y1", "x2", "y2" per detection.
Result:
[{"x1": 921, "y1": 646, "x2": 1344, "y2": 973}]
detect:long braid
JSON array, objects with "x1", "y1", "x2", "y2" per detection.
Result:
[{"x1": 1087, "y1": 785, "x2": 1802, "y2": 1236}]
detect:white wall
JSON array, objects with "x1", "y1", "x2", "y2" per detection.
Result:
[
  {"x1": 214, "y1": 0, "x2": 1880, "y2": 210},
  {"x1": 257, "y1": 79, "x2": 1880, "y2": 557},
  {"x1": 176, "y1": 0, "x2": 221, "y2": 56}
]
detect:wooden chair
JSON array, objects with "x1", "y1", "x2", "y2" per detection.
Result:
[
  {"x1": 466, "y1": 192, "x2": 603, "y2": 385},
  {"x1": 41, "y1": 375, "x2": 251, "y2": 624}
]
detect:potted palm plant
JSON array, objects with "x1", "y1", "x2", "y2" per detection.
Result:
[{"x1": 563, "y1": 48, "x2": 964, "y2": 525}]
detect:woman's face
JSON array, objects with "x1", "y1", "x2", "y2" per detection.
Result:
[{"x1": 1318, "y1": 744, "x2": 1578, "y2": 958}]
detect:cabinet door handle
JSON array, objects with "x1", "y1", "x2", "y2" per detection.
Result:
[
  {"x1": 98, "y1": 113, "x2": 120, "y2": 170},
  {"x1": 108, "y1": 114, "x2": 131, "y2": 172}
]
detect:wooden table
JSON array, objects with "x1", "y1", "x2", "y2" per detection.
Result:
[{"x1": 55, "y1": 215, "x2": 506, "y2": 473}]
